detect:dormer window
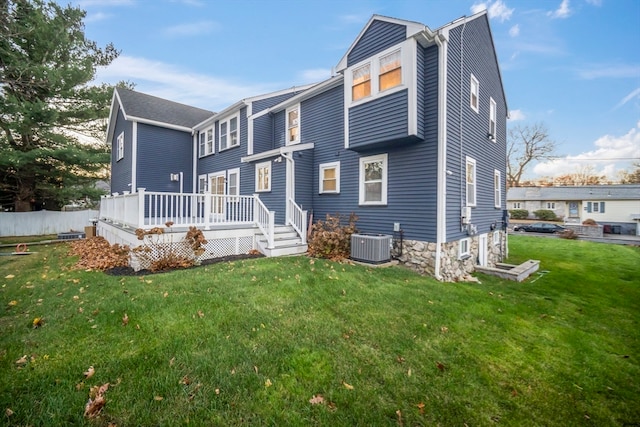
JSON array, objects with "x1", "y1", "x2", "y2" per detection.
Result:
[
  {"x1": 379, "y1": 50, "x2": 401, "y2": 92},
  {"x1": 286, "y1": 105, "x2": 300, "y2": 145},
  {"x1": 352, "y1": 64, "x2": 371, "y2": 101}
]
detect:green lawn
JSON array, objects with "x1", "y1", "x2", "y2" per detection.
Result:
[{"x1": 0, "y1": 236, "x2": 638, "y2": 426}]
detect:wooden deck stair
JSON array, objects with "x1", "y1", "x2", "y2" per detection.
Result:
[{"x1": 256, "y1": 225, "x2": 308, "y2": 257}]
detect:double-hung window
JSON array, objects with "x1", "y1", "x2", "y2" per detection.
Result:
[
  {"x1": 286, "y1": 105, "x2": 300, "y2": 145},
  {"x1": 319, "y1": 162, "x2": 340, "y2": 194},
  {"x1": 352, "y1": 63, "x2": 371, "y2": 101},
  {"x1": 489, "y1": 97, "x2": 497, "y2": 140},
  {"x1": 219, "y1": 114, "x2": 239, "y2": 151},
  {"x1": 466, "y1": 157, "x2": 477, "y2": 207},
  {"x1": 470, "y1": 74, "x2": 479, "y2": 113},
  {"x1": 227, "y1": 168, "x2": 239, "y2": 196},
  {"x1": 513, "y1": 202, "x2": 521, "y2": 209},
  {"x1": 547, "y1": 202, "x2": 556, "y2": 210},
  {"x1": 199, "y1": 127, "x2": 214, "y2": 157},
  {"x1": 255, "y1": 161, "x2": 271, "y2": 192},
  {"x1": 198, "y1": 175, "x2": 208, "y2": 193},
  {"x1": 116, "y1": 132, "x2": 124, "y2": 161},
  {"x1": 379, "y1": 50, "x2": 401, "y2": 92},
  {"x1": 494, "y1": 170, "x2": 501, "y2": 208},
  {"x1": 359, "y1": 154, "x2": 387, "y2": 205}
]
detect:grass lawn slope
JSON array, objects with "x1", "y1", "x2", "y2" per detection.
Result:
[{"x1": 0, "y1": 236, "x2": 638, "y2": 426}]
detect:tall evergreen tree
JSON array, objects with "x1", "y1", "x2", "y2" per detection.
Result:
[{"x1": 0, "y1": 0, "x2": 119, "y2": 211}]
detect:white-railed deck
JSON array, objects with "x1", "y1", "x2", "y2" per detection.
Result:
[{"x1": 98, "y1": 189, "x2": 308, "y2": 262}]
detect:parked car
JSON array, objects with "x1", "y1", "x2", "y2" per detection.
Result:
[{"x1": 513, "y1": 223, "x2": 566, "y2": 233}]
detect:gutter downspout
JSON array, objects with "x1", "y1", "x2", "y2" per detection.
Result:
[
  {"x1": 434, "y1": 32, "x2": 448, "y2": 281},
  {"x1": 281, "y1": 151, "x2": 295, "y2": 224}
]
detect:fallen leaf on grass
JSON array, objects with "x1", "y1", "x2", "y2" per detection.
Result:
[
  {"x1": 197, "y1": 310, "x2": 204, "y2": 318},
  {"x1": 265, "y1": 379, "x2": 272, "y2": 387},
  {"x1": 84, "y1": 366, "x2": 95, "y2": 379},
  {"x1": 309, "y1": 394, "x2": 324, "y2": 405},
  {"x1": 154, "y1": 396, "x2": 163, "y2": 401},
  {"x1": 436, "y1": 362, "x2": 446, "y2": 371},
  {"x1": 8, "y1": 300, "x2": 18, "y2": 307},
  {"x1": 396, "y1": 409, "x2": 403, "y2": 426},
  {"x1": 32, "y1": 317, "x2": 44, "y2": 328},
  {"x1": 5, "y1": 274, "x2": 15, "y2": 279},
  {"x1": 163, "y1": 292, "x2": 168, "y2": 298},
  {"x1": 122, "y1": 313, "x2": 129, "y2": 326},
  {"x1": 84, "y1": 383, "x2": 109, "y2": 418},
  {"x1": 15, "y1": 355, "x2": 28, "y2": 365},
  {"x1": 342, "y1": 381, "x2": 354, "y2": 390},
  {"x1": 440, "y1": 326, "x2": 449, "y2": 333},
  {"x1": 417, "y1": 402, "x2": 425, "y2": 414},
  {"x1": 5, "y1": 408, "x2": 14, "y2": 417},
  {"x1": 180, "y1": 375, "x2": 191, "y2": 385}
]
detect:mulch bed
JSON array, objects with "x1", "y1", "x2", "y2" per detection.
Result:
[{"x1": 104, "y1": 253, "x2": 264, "y2": 276}]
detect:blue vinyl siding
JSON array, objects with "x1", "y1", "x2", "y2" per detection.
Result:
[
  {"x1": 252, "y1": 92, "x2": 300, "y2": 114},
  {"x1": 136, "y1": 124, "x2": 194, "y2": 193},
  {"x1": 110, "y1": 107, "x2": 132, "y2": 194},
  {"x1": 349, "y1": 89, "x2": 409, "y2": 149},
  {"x1": 272, "y1": 110, "x2": 286, "y2": 148},
  {"x1": 348, "y1": 20, "x2": 406, "y2": 66},
  {"x1": 252, "y1": 114, "x2": 273, "y2": 154},
  {"x1": 444, "y1": 15, "x2": 507, "y2": 242}
]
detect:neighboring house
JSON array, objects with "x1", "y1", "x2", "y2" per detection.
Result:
[
  {"x1": 507, "y1": 185, "x2": 640, "y2": 235},
  {"x1": 100, "y1": 11, "x2": 508, "y2": 281}
]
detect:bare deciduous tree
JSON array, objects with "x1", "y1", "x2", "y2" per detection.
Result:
[
  {"x1": 507, "y1": 122, "x2": 557, "y2": 188},
  {"x1": 617, "y1": 162, "x2": 640, "y2": 184},
  {"x1": 553, "y1": 165, "x2": 606, "y2": 186}
]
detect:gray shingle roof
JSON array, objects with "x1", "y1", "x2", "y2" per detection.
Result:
[
  {"x1": 507, "y1": 185, "x2": 640, "y2": 201},
  {"x1": 116, "y1": 88, "x2": 214, "y2": 128}
]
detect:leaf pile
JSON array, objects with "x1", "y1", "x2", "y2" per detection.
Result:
[
  {"x1": 68, "y1": 237, "x2": 130, "y2": 271},
  {"x1": 307, "y1": 213, "x2": 358, "y2": 261}
]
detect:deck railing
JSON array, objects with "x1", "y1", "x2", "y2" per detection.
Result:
[
  {"x1": 287, "y1": 198, "x2": 307, "y2": 244},
  {"x1": 253, "y1": 195, "x2": 275, "y2": 249},
  {"x1": 100, "y1": 188, "x2": 257, "y2": 231}
]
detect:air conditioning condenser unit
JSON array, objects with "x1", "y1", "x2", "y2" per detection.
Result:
[{"x1": 350, "y1": 233, "x2": 392, "y2": 264}]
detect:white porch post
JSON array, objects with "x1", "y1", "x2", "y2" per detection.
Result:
[
  {"x1": 203, "y1": 191, "x2": 211, "y2": 230},
  {"x1": 137, "y1": 188, "x2": 145, "y2": 228}
]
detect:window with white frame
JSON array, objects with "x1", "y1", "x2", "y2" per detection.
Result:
[
  {"x1": 255, "y1": 161, "x2": 271, "y2": 192},
  {"x1": 286, "y1": 105, "x2": 300, "y2": 145},
  {"x1": 319, "y1": 162, "x2": 340, "y2": 194},
  {"x1": 466, "y1": 157, "x2": 476, "y2": 206},
  {"x1": 219, "y1": 114, "x2": 239, "y2": 151},
  {"x1": 546, "y1": 202, "x2": 556, "y2": 209},
  {"x1": 459, "y1": 238, "x2": 470, "y2": 259},
  {"x1": 494, "y1": 170, "x2": 501, "y2": 208},
  {"x1": 379, "y1": 49, "x2": 401, "y2": 92},
  {"x1": 199, "y1": 127, "x2": 214, "y2": 157},
  {"x1": 493, "y1": 231, "x2": 501, "y2": 246},
  {"x1": 117, "y1": 132, "x2": 124, "y2": 161},
  {"x1": 227, "y1": 168, "x2": 240, "y2": 196},
  {"x1": 489, "y1": 97, "x2": 497, "y2": 140},
  {"x1": 352, "y1": 63, "x2": 371, "y2": 101},
  {"x1": 592, "y1": 202, "x2": 598, "y2": 212},
  {"x1": 198, "y1": 175, "x2": 208, "y2": 193},
  {"x1": 513, "y1": 202, "x2": 521, "y2": 209},
  {"x1": 470, "y1": 74, "x2": 479, "y2": 113},
  {"x1": 359, "y1": 154, "x2": 387, "y2": 205}
]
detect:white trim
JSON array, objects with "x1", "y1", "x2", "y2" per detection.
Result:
[
  {"x1": 466, "y1": 156, "x2": 477, "y2": 207},
  {"x1": 458, "y1": 238, "x2": 470, "y2": 259},
  {"x1": 285, "y1": 104, "x2": 300, "y2": 145},
  {"x1": 126, "y1": 115, "x2": 193, "y2": 133},
  {"x1": 470, "y1": 74, "x2": 479, "y2": 113},
  {"x1": 199, "y1": 126, "x2": 215, "y2": 157},
  {"x1": 434, "y1": 32, "x2": 448, "y2": 280},
  {"x1": 218, "y1": 112, "x2": 240, "y2": 151},
  {"x1": 255, "y1": 161, "x2": 271, "y2": 192},
  {"x1": 407, "y1": 38, "x2": 418, "y2": 137},
  {"x1": 247, "y1": 103, "x2": 254, "y2": 155},
  {"x1": 131, "y1": 122, "x2": 138, "y2": 192},
  {"x1": 359, "y1": 153, "x2": 388, "y2": 205},
  {"x1": 198, "y1": 174, "x2": 208, "y2": 193},
  {"x1": 192, "y1": 133, "x2": 197, "y2": 193},
  {"x1": 241, "y1": 142, "x2": 314, "y2": 163},
  {"x1": 319, "y1": 161, "x2": 340, "y2": 194},
  {"x1": 493, "y1": 231, "x2": 501, "y2": 246},
  {"x1": 494, "y1": 169, "x2": 501, "y2": 208}
]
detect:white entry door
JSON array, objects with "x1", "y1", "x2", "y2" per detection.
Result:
[{"x1": 478, "y1": 234, "x2": 488, "y2": 267}]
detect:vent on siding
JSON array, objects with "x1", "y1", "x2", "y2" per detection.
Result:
[{"x1": 350, "y1": 233, "x2": 392, "y2": 263}]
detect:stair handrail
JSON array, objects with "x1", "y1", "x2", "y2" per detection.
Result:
[
  {"x1": 287, "y1": 198, "x2": 307, "y2": 245},
  {"x1": 254, "y1": 194, "x2": 275, "y2": 249}
]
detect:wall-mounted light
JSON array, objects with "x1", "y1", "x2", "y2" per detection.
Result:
[{"x1": 274, "y1": 156, "x2": 282, "y2": 163}]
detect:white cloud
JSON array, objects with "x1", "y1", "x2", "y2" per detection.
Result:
[
  {"x1": 533, "y1": 121, "x2": 640, "y2": 179},
  {"x1": 84, "y1": 11, "x2": 112, "y2": 23},
  {"x1": 508, "y1": 24, "x2": 520, "y2": 37},
  {"x1": 471, "y1": 1, "x2": 514, "y2": 22},
  {"x1": 508, "y1": 109, "x2": 525, "y2": 121},
  {"x1": 578, "y1": 64, "x2": 640, "y2": 79},
  {"x1": 77, "y1": 0, "x2": 134, "y2": 7},
  {"x1": 164, "y1": 20, "x2": 219, "y2": 37},
  {"x1": 548, "y1": 0, "x2": 572, "y2": 19},
  {"x1": 94, "y1": 55, "x2": 277, "y2": 111},
  {"x1": 299, "y1": 68, "x2": 332, "y2": 83},
  {"x1": 585, "y1": 0, "x2": 602, "y2": 5},
  {"x1": 615, "y1": 87, "x2": 640, "y2": 109}
]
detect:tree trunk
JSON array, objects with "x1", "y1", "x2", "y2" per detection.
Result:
[{"x1": 15, "y1": 199, "x2": 32, "y2": 212}]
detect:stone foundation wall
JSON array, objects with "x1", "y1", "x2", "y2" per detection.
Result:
[{"x1": 393, "y1": 230, "x2": 507, "y2": 281}]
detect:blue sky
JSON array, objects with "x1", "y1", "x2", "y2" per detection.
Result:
[{"x1": 69, "y1": 0, "x2": 639, "y2": 180}]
